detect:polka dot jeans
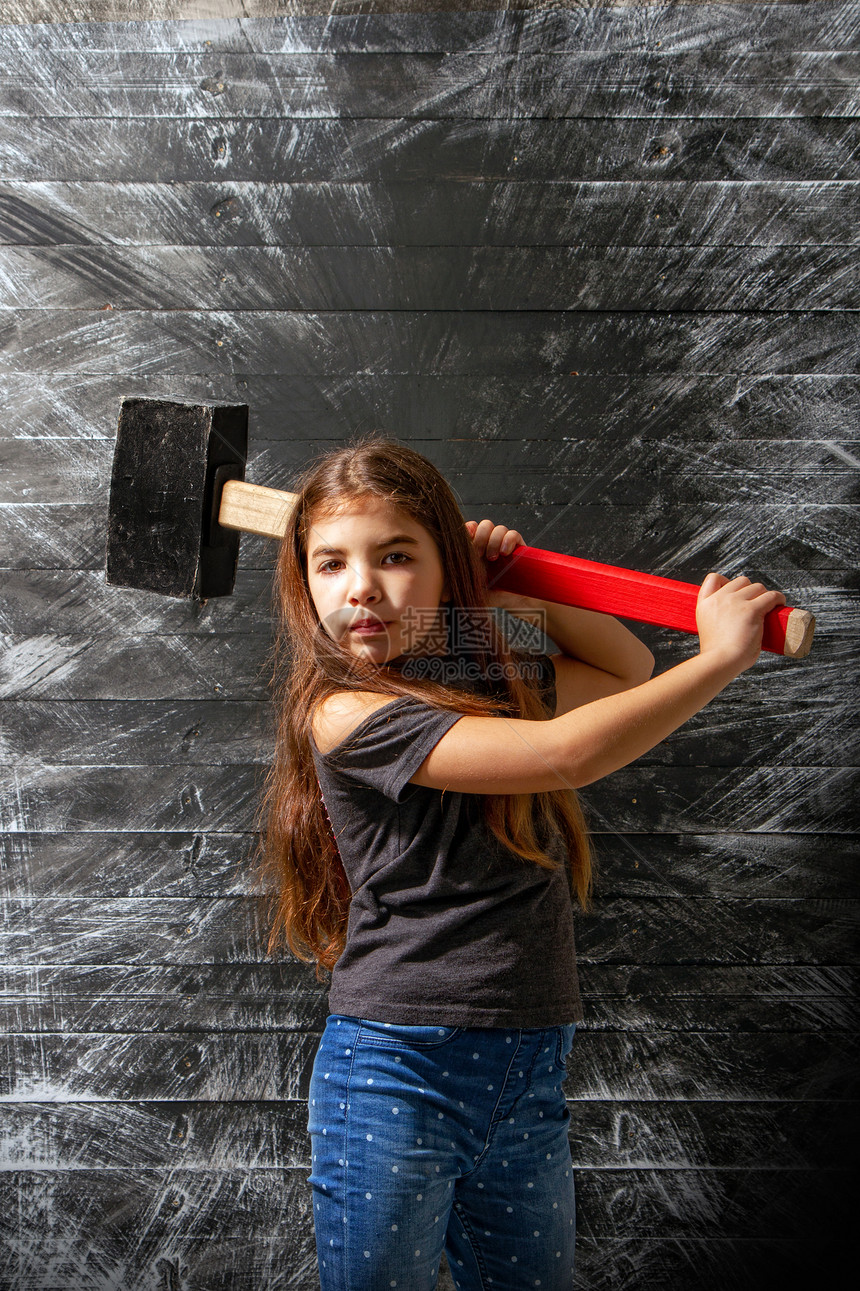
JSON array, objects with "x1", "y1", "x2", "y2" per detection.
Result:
[{"x1": 307, "y1": 1015, "x2": 577, "y2": 1290}]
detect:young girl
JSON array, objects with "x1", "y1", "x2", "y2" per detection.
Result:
[{"x1": 258, "y1": 435, "x2": 785, "y2": 1291}]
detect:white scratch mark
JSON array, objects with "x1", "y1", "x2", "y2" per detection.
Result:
[
  {"x1": 0, "y1": 635, "x2": 87, "y2": 698},
  {"x1": 821, "y1": 441, "x2": 860, "y2": 469}
]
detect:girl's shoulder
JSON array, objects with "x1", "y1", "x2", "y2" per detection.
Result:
[{"x1": 311, "y1": 690, "x2": 402, "y2": 756}]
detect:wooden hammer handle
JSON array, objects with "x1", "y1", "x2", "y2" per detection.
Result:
[
  {"x1": 219, "y1": 478, "x2": 297, "y2": 539},
  {"x1": 490, "y1": 546, "x2": 815, "y2": 659},
  {"x1": 218, "y1": 480, "x2": 814, "y2": 659}
]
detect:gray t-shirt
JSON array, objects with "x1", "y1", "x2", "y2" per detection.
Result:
[{"x1": 310, "y1": 653, "x2": 584, "y2": 1028}]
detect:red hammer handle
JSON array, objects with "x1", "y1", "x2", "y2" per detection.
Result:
[{"x1": 488, "y1": 546, "x2": 815, "y2": 659}]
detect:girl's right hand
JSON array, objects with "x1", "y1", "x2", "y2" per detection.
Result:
[{"x1": 696, "y1": 572, "x2": 786, "y2": 673}]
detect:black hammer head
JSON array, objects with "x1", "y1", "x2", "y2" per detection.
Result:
[{"x1": 105, "y1": 397, "x2": 248, "y2": 599}]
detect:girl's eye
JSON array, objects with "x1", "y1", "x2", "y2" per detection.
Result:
[{"x1": 316, "y1": 552, "x2": 411, "y2": 575}]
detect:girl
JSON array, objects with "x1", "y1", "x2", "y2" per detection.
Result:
[{"x1": 257, "y1": 436, "x2": 785, "y2": 1291}]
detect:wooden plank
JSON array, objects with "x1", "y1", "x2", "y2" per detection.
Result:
[
  {"x1": 0, "y1": 570, "x2": 280, "y2": 633},
  {"x1": 587, "y1": 834, "x2": 860, "y2": 899},
  {"x1": 0, "y1": 1031, "x2": 318, "y2": 1101},
  {"x1": 1, "y1": 961, "x2": 855, "y2": 1030},
  {"x1": 0, "y1": 632, "x2": 274, "y2": 699},
  {"x1": 0, "y1": 895, "x2": 275, "y2": 964},
  {"x1": 3, "y1": 435, "x2": 858, "y2": 506},
  {"x1": 4, "y1": 831, "x2": 858, "y2": 901},
  {"x1": 2, "y1": 893, "x2": 856, "y2": 966},
  {"x1": 0, "y1": 963, "x2": 331, "y2": 1032},
  {"x1": 0, "y1": 48, "x2": 848, "y2": 123},
  {"x1": 0, "y1": 763, "x2": 266, "y2": 827},
  {"x1": 0, "y1": 438, "x2": 111, "y2": 503},
  {"x1": 1, "y1": 1167, "x2": 849, "y2": 1270},
  {"x1": 568, "y1": 1237, "x2": 848, "y2": 1291},
  {"x1": 579, "y1": 963, "x2": 857, "y2": 1000},
  {"x1": 3, "y1": 115, "x2": 858, "y2": 183},
  {"x1": 5, "y1": 5, "x2": 859, "y2": 55},
  {"x1": 580, "y1": 988, "x2": 858, "y2": 1034},
  {"x1": 608, "y1": 680, "x2": 860, "y2": 768},
  {"x1": 0, "y1": 699, "x2": 277, "y2": 765},
  {"x1": 0, "y1": 503, "x2": 105, "y2": 570},
  {"x1": 0, "y1": 1223, "x2": 846, "y2": 1291},
  {"x1": 0, "y1": 309, "x2": 856, "y2": 377},
  {"x1": 575, "y1": 895, "x2": 860, "y2": 965},
  {"x1": 556, "y1": 1026, "x2": 860, "y2": 1103},
  {"x1": 0, "y1": 1097, "x2": 852, "y2": 1172},
  {"x1": 574, "y1": 1168, "x2": 854, "y2": 1241},
  {"x1": 0, "y1": 831, "x2": 262, "y2": 899},
  {"x1": 2, "y1": 180, "x2": 857, "y2": 247},
  {"x1": 267, "y1": 451, "x2": 860, "y2": 504},
  {"x1": 1, "y1": 690, "x2": 855, "y2": 769},
  {"x1": 0, "y1": 1101, "x2": 314, "y2": 1171},
  {"x1": 0, "y1": 1169, "x2": 320, "y2": 1285},
  {"x1": 1, "y1": 50, "x2": 858, "y2": 120},
  {"x1": 2, "y1": 502, "x2": 856, "y2": 576},
  {"x1": 2, "y1": 373, "x2": 857, "y2": 444},
  {"x1": 1, "y1": 962, "x2": 854, "y2": 1035},
  {"x1": 2, "y1": 1029, "x2": 856, "y2": 1102},
  {"x1": 3, "y1": 244, "x2": 859, "y2": 311},
  {"x1": 583, "y1": 763, "x2": 857, "y2": 834},
  {"x1": 3, "y1": 371, "x2": 852, "y2": 446}
]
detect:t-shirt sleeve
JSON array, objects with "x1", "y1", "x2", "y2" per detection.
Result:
[{"x1": 320, "y1": 696, "x2": 465, "y2": 803}]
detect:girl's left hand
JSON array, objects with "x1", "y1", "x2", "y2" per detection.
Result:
[
  {"x1": 464, "y1": 518, "x2": 525, "y2": 561},
  {"x1": 464, "y1": 519, "x2": 542, "y2": 613}
]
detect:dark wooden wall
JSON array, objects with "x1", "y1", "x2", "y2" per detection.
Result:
[{"x1": 1, "y1": 2, "x2": 857, "y2": 1288}]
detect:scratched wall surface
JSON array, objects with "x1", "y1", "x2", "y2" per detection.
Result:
[{"x1": 0, "y1": 2, "x2": 858, "y2": 1289}]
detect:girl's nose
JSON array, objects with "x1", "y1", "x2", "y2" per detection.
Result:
[{"x1": 347, "y1": 568, "x2": 381, "y2": 605}]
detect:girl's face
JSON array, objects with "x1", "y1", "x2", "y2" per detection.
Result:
[{"x1": 306, "y1": 495, "x2": 451, "y2": 665}]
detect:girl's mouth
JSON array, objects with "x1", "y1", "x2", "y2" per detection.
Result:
[{"x1": 350, "y1": 618, "x2": 389, "y2": 635}]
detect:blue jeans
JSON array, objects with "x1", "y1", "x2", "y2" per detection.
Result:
[{"x1": 307, "y1": 1014, "x2": 577, "y2": 1290}]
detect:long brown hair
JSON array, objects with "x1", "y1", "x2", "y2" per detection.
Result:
[{"x1": 254, "y1": 435, "x2": 592, "y2": 975}]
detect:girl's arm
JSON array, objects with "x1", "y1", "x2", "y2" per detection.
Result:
[
  {"x1": 467, "y1": 517, "x2": 655, "y2": 710},
  {"x1": 408, "y1": 571, "x2": 786, "y2": 793},
  {"x1": 493, "y1": 592, "x2": 656, "y2": 712}
]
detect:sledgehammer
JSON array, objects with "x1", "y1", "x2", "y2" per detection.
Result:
[{"x1": 105, "y1": 397, "x2": 815, "y2": 659}]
